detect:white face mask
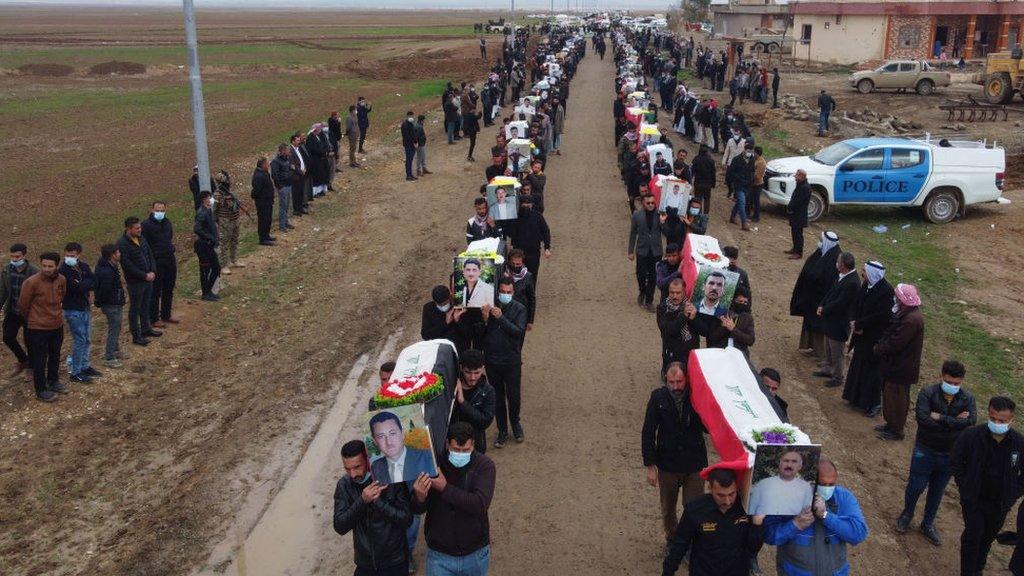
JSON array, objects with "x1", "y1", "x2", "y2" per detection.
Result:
[{"x1": 437, "y1": 303, "x2": 452, "y2": 313}]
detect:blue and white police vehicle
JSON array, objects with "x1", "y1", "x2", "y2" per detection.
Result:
[{"x1": 763, "y1": 137, "x2": 1008, "y2": 223}]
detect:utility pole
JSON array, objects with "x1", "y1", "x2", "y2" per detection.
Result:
[
  {"x1": 182, "y1": 0, "x2": 211, "y2": 194},
  {"x1": 510, "y1": 0, "x2": 515, "y2": 27}
]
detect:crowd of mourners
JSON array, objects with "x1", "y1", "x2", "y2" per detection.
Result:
[
  {"x1": 610, "y1": 24, "x2": 1023, "y2": 576},
  {"x1": 332, "y1": 24, "x2": 584, "y2": 576}
]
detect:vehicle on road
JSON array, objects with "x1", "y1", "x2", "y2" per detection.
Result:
[
  {"x1": 849, "y1": 60, "x2": 951, "y2": 95},
  {"x1": 762, "y1": 137, "x2": 1007, "y2": 223}
]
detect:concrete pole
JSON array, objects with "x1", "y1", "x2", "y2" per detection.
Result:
[{"x1": 183, "y1": 0, "x2": 211, "y2": 193}]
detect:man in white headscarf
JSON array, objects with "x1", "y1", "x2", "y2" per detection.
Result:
[
  {"x1": 843, "y1": 261, "x2": 896, "y2": 415},
  {"x1": 790, "y1": 231, "x2": 840, "y2": 361}
]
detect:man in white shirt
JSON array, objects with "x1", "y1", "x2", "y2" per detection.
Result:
[{"x1": 748, "y1": 450, "x2": 814, "y2": 515}]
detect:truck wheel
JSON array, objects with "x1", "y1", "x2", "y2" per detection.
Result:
[
  {"x1": 923, "y1": 189, "x2": 960, "y2": 224},
  {"x1": 915, "y1": 79, "x2": 935, "y2": 95},
  {"x1": 767, "y1": 42, "x2": 781, "y2": 54},
  {"x1": 807, "y1": 189, "x2": 827, "y2": 222},
  {"x1": 857, "y1": 79, "x2": 874, "y2": 94},
  {"x1": 985, "y1": 73, "x2": 1014, "y2": 105},
  {"x1": 752, "y1": 42, "x2": 766, "y2": 54}
]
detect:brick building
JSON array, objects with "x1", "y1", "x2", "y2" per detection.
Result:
[{"x1": 787, "y1": 0, "x2": 1024, "y2": 64}]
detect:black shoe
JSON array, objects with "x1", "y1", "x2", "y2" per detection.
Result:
[
  {"x1": 812, "y1": 370, "x2": 832, "y2": 378},
  {"x1": 143, "y1": 330, "x2": 163, "y2": 337},
  {"x1": 260, "y1": 241, "x2": 276, "y2": 246},
  {"x1": 876, "y1": 429, "x2": 905, "y2": 441},
  {"x1": 512, "y1": 423, "x2": 524, "y2": 443},
  {"x1": 70, "y1": 374, "x2": 92, "y2": 384},
  {"x1": 291, "y1": 211, "x2": 303, "y2": 217},
  {"x1": 36, "y1": 389, "x2": 57, "y2": 402},
  {"x1": 406, "y1": 176, "x2": 418, "y2": 181},
  {"x1": 636, "y1": 293, "x2": 644, "y2": 306},
  {"x1": 895, "y1": 513, "x2": 911, "y2": 533},
  {"x1": 83, "y1": 366, "x2": 102, "y2": 378},
  {"x1": 268, "y1": 236, "x2": 277, "y2": 241},
  {"x1": 201, "y1": 293, "x2": 221, "y2": 302},
  {"x1": 494, "y1": 432, "x2": 508, "y2": 449},
  {"x1": 825, "y1": 380, "x2": 842, "y2": 388},
  {"x1": 873, "y1": 423, "x2": 889, "y2": 432},
  {"x1": 51, "y1": 381, "x2": 70, "y2": 393},
  {"x1": 328, "y1": 185, "x2": 335, "y2": 191},
  {"x1": 866, "y1": 405, "x2": 881, "y2": 418},
  {"x1": 286, "y1": 224, "x2": 295, "y2": 230},
  {"x1": 920, "y1": 523, "x2": 941, "y2": 546},
  {"x1": 133, "y1": 337, "x2": 150, "y2": 347}
]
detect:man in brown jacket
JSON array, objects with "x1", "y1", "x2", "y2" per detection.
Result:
[
  {"x1": 17, "y1": 252, "x2": 67, "y2": 402},
  {"x1": 874, "y1": 283, "x2": 925, "y2": 440}
]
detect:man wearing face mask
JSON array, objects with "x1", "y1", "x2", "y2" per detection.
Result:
[
  {"x1": 193, "y1": 191, "x2": 221, "y2": 302},
  {"x1": 420, "y1": 285, "x2": 471, "y2": 354},
  {"x1": 507, "y1": 195, "x2": 551, "y2": 285},
  {"x1": 141, "y1": 201, "x2": 179, "y2": 327},
  {"x1": 642, "y1": 362, "x2": 709, "y2": 544},
  {"x1": 411, "y1": 422, "x2": 496, "y2": 576},
  {"x1": 895, "y1": 360, "x2": 976, "y2": 546},
  {"x1": 18, "y1": 253, "x2": 67, "y2": 402},
  {"x1": 450, "y1": 349, "x2": 496, "y2": 453},
  {"x1": 726, "y1": 143, "x2": 755, "y2": 231},
  {"x1": 479, "y1": 278, "x2": 527, "y2": 448},
  {"x1": 401, "y1": 111, "x2": 418, "y2": 182},
  {"x1": 952, "y1": 396, "x2": 1024, "y2": 576},
  {"x1": 843, "y1": 260, "x2": 895, "y2": 416},
  {"x1": 813, "y1": 251, "x2": 860, "y2": 389},
  {"x1": 59, "y1": 242, "x2": 98, "y2": 384},
  {"x1": 505, "y1": 249, "x2": 536, "y2": 332},
  {"x1": 0, "y1": 243, "x2": 37, "y2": 378},
  {"x1": 333, "y1": 439, "x2": 413, "y2": 576},
  {"x1": 764, "y1": 458, "x2": 868, "y2": 576},
  {"x1": 873, "y1": 283, "x2": 925, "y2": 441},
  {"x1": 693, "y1": 284, "x2": 755, "y2": 358}
]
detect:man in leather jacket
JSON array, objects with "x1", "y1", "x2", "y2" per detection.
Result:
[{"x1": 333, "y1": 439, "x2": 413, "y2": 576}]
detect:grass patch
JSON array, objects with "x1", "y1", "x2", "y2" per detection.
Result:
[
  {"x1": 411, "y1": 79, "x2": 449, "y2": 99},
  {"x1": 677, "y1": 69, "x2": 695, "y2": 83}
]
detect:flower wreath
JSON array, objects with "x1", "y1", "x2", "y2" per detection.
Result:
[
  {"x1": 373, "y1": 372, "x2": 445, "y2": 408},
  {"x1": 739, "y1": 423, "x2": 808, "y2": 452}
]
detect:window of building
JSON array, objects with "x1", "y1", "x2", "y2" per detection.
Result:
[
  {"x1": 801, "y1": 24, "x2": 812, "y2": 43},
  {"x1": 836, "y1": 14, "x2": 842, "y2": 25}
]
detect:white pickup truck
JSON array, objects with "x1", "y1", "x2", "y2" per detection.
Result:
[{"x1": 762, "y1": 137, "x2": 1008, "y2": 223}]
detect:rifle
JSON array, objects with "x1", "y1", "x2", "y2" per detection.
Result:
[{"x1": 217, "y1": 182, "x2": 254, "y2": 224}]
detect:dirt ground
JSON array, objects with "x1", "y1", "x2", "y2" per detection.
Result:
[{"x1": 1, "y1": 12, "x2": 1022, "y2": 576}]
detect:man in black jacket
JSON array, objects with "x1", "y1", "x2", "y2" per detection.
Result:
[
  {"x1": 896, "y1": 360, "x2": 976, "y2": 546},
  {"x1": 193, "y1": 192, "x2": 221, "y2": 302},
  {"x1": 451, "y1": 349, "x2": 496, "y2": 453},
  {"x1": 59, "y1": 242, "x2": 99, "y2": 383},
  {"x1": 411, "y1": 422, "x2": 496, "y2": 575},
  {"x1": 333, "y1": 439, "x2": 413, "y2": 576},
  {"x1": 466, "y1": 198, "x2": 501, "y2": 245},
  {"x1": 726, "y1": 142, "x2": 755, "y2": 231},
  {"x1": 116, "y1": 217, "x2": 160, "y2": 346},
  {"x1": 480, "y1": 278, "x2": 527, "y2": 448},
  {"x1": 663, "y1": 468, "x2": 764, "y2": 576},
  {"x1": 270, "y1": 144, "x2": 294, "y2": 233},
  {"x1": 786, "y1": 169, "x2": 813, "y2": 258},
  {"x1": 506, "y1": 249, "x2": 536, "y2": 332},
  {"x1": 401, "y1": 111, "x2": 418, "y2": 181},
  {"x1": 952, "y1": 396, "x2": 1024, "y2": 575},
  {"x1": 251, "y1": 156, "x2": 277, "y2": 246},
  {"x1": 289, "y1": 133, "x2": 309, "y2": 217},
  {"x1": 657, "y1": 279, "x2": 700, "y2": 376},
  {"x1": 141, "y1": 201, "x2": 178, "y2": 328},
  {"x1": 507, "y1": 195, "x2": 551, "y2": 284},
  {"x1": 420, "y1": 285, "x2": 471, "y2": 354},
  {"x1": 328, "y1": 110, "x2": 342, "y2": 175},
  {"x1": 357, "y1": 97, "x2": 372, "y2": 154},
  {"x1": 642, "y1": 362, "x2": 708, "y2": 542},
  {"x1": 691, "y1": 146, "x2": 716, "y2": 213},
  {"x1": 814, "y1": 251, "x2": 860, "y2": 388},
  {"x1": 94, "y1": 244, "x2": 126, "y2": 368},
  {"x1": 628, "y1": 193, "x2": 663, "y2": 309}
]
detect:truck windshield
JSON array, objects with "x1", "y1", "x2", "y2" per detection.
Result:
[{"x1": 811, "y1": 142, "x2": 859, "y2": 166}]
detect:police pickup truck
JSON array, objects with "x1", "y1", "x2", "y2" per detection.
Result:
[{"x1": 763, "y1": 137, "x2": 1007, "y2": 223}]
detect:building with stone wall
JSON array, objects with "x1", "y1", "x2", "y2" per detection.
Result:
[{"x1": 787, "y1": 0, "x2": 1024, "y2": 64}]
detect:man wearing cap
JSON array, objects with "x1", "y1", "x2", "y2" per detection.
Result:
[
  {"x1": 874, "y1": 283, "x2": 925, "y2": 441},
  {"x1": 843, "y1": 261, "x2": 895, "y2": 417}
]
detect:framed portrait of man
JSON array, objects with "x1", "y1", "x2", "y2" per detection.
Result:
[
  {"x1": 505, "y1": 120, "x2": 529, "y2": 140},
  {"x1": 453, "y1": 256, "x2": 498, "y2": 308},
  {"x1": 690, "y1": 265, "x2": 741, "y2": 317},
  {"x1": 658, "y1": 179, "x2": 691, "y2": 213},
  {"x1": 746, "y1": 444, "x2": 822, "y2": 515},
  {"x1": 486, "y1": 183, "x2": 519, "y2": 221},
  {"x1": 365, "y1": 404, "x2": 439, "y2": 485}
]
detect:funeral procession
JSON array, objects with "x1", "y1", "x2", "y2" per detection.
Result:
[{"x1": 4, "y1": 1, "x2": 1024, "y2": 576}]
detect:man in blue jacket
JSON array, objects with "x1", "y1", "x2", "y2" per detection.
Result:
[
  {"x1": 59, "y1": 242, "x2": 98, "y2": 383},
  {"x1": 764, "y1": 457, "x2": 868, "y2": 576}
]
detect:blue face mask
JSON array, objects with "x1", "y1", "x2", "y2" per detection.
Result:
[
  {"x1": 988, "y1": 421, "x2": 1011, "y2": 435},
  {"x1": 497, "y1": 293, "x2": 513, "y2": 305},
  {"x1": 448, "y1": 450, "x2": 472, "y2": 468},
  {"x1": 153, "y1": 211, "x2": 166, "y2": 221},
  {"x1": 940, "y1": 381, "x2": 961, "y2": 396},
  {"x1": 64, "y1": 256, "x2": 78, "y2": 267},
  {"x1": 816, "y1": 485, "x2": 835, "y2": 501}
]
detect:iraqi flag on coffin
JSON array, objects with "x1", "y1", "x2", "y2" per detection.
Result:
[
  {"x1": 678, "y1": 233, "x2": 729, "y2": 299},
  {"x1": 625, "y1": 106, "x2": 646, "y2": 128},
  {"x1": 687, "y1": 347, "x2": 812, "y2": 478},
  {"x1": 373, "y1": 339, "x2": 459, "y2": 459}
]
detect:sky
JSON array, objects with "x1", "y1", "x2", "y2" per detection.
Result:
[{"x1": 0, "y1": 0, "x2": 673, "y2": 9}]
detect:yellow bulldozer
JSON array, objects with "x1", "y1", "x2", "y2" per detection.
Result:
[{"x1": 981, "y1": 47, "x2": 1024, "y2": 104}]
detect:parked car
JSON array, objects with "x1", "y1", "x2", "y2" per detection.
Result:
[
  {"x1": 850, "y1": 60, "x2": 951, "y2": 95},
  {"x1": 762, "y1": 137, "x2": 1007, "y2": 223}
]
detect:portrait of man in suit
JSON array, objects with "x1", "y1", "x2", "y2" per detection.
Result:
[
  {"x1": 487, "y1": 185, "x2": 518, "y2": 221},
  {"x1": 691, "y1": 267, "x2": 740, "y2": 318},
  {"x1": 368, "y1": 409, "x2": 437, "y2": 485}
]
